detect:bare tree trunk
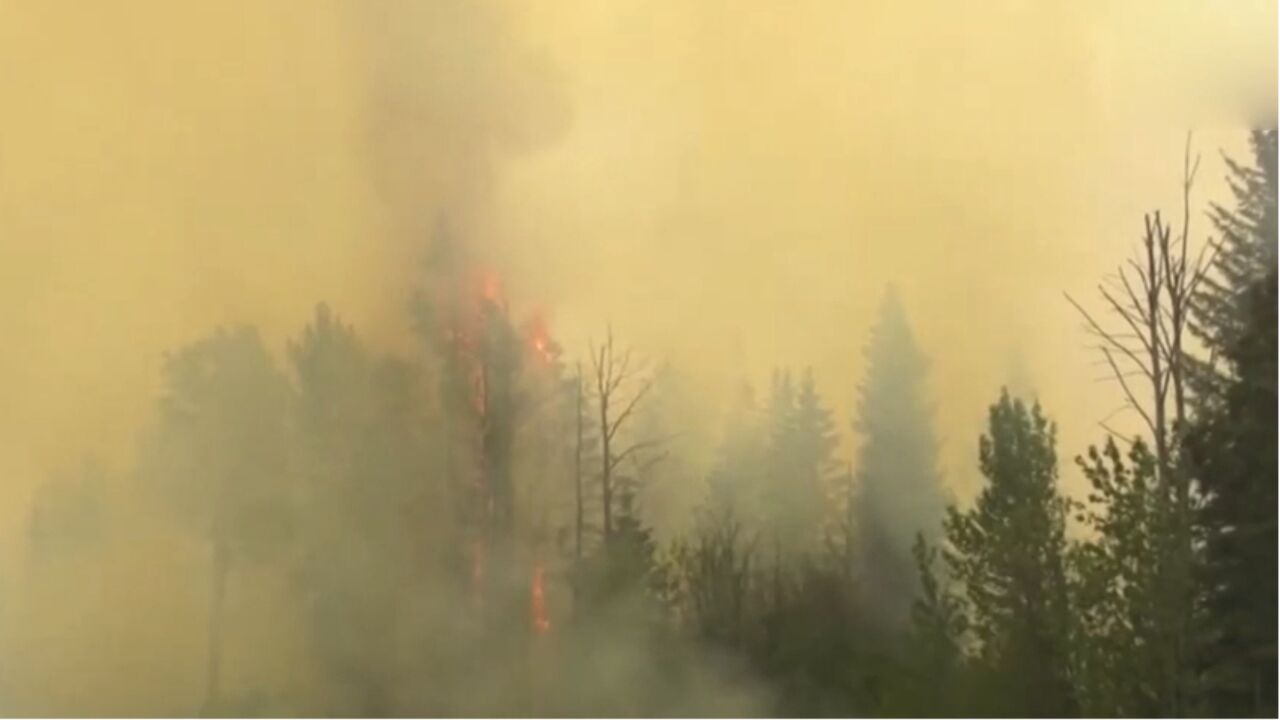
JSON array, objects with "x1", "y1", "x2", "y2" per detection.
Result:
[{"x1": 1143, "y1": 222, "x2": 1170, "y2": 482}]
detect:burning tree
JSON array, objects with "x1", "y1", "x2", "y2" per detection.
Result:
[{"x1": 412, "y1": 219, "x2": 567, "y2": 637}]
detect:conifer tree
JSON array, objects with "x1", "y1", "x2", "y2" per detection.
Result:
[
  {"x1": 1181, "y1": 130, "x2": 1278, "y2": 716},
  {"x1": 852, "y1": 287, "x2": 946, "y2": 626},
  {"x1": 760, "y1": 368, "x2": 837, "y2": 556},
  {"x1": 1191, "y1": 129, "x2": 1278, "y2": 399},
  {"x1": 1187, "y1": 268, "x2": 1277, "y2": 717}
]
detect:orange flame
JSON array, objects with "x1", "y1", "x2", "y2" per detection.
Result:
[
  {"x1": 526, "y1": 313, "x2": 555, "y2": 364},
  {"x1": 531, "y1": 564, "x2": 551, "y2": 635}
]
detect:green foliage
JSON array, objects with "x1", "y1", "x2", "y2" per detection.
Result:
[
  {"x1": 874, "y1": 534, "x2": 973, "y2": 717},
  {"x1": 1187, "y1": 269, "x2": 1278, "y2": 717},
  {"x1": 1182, "y1": 130, "x2": 1278, "y2": 717},
  {"x1": 1069, "y1": 438, "x2": 1166, "y2": 716},
  {"x1": 577, "y1": 487, "x2": 662, "y2": 623},
  {"x1": 943, "y1": 390, "x2": 1076, "y2": 716},
  {"x1": 663, "y1": 504, "x2": 757, "y2": 649}
]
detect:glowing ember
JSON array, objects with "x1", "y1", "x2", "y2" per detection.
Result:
[{"x1": 531, "y1": 564, "x2": 551, "y2": 634}]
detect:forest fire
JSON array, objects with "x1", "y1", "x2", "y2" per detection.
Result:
[
  {"x1": 526, "y1": 314, "x2": 556, "y2": 365},
  {"x1": 429, "y1": 261, "x2": 562, "y2": 638}
]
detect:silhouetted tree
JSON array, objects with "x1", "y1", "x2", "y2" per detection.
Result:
[
  {"x1": 1191, "y1": 129, "x2": 1278, "y2": 400},
  {"x1": 1187, "y1": 268, "x2": 1277, "y2": 717}
]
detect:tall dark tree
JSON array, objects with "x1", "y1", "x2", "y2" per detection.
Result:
[
  {"x1": 1187, "y1": 268, "x2": 1277, "y2": 717},
  {"x1": 1178, "y1": 130, "x2": 1278, "y2": 717},
  {"x1": 943, "y1": 391, "x2": 1076, "y2": 717},
  {"x1": 1191, "y1": 129, "x2": 1278, "y2": 399},
  {"x1": 852, "y1": 287, "x2": 946, "y2": 626},
  {"x1": 136, "y1": 326, "x2": 293, "y2": 716}
]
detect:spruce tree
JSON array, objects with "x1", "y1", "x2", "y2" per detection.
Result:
[
  {"x1": 1190, "y1": 129, "x2": 1278, "y2": 400},
  {"x1": 1183, "y1": 129, "x2": 1277, "y2": 716},
  {"x1": 1187, "y1": 268, "x2": 1277, "y2": 717},
  {"x1": 852, "y1": 287, "x2": 946, "y2": 626}
]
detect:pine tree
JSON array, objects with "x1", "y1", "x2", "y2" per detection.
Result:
[
  {"x1": 943, "y1": 390, "x2": 1076, "y2": 717},
  {"x1": 853, "y1": 287, "x2": 946, "y2": 626},
  {"x1": 1187, "y1": 268, "x2": 1278, "y2": 717}
]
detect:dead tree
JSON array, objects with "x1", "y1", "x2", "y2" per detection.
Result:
[
  {"x1": 588, "y1": 326, "x2": 657, "y2": 544},
  {"x1": 1065, "y1": 133, "x2": 1218, "y2": 715}
]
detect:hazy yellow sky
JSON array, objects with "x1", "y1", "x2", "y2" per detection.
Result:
[{"x1": 0, "y1": 0, "x2": 1275, "y2": 551}]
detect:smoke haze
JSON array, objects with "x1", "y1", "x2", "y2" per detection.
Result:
[{"x1": 0, "y1": 0, "x2": 1274, "y2": 714}]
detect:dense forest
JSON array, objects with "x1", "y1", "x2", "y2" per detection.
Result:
[{"x1": 19, "y1": 131, "x2": 1277, "y2": 718}]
